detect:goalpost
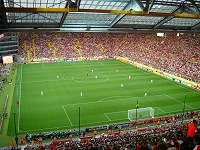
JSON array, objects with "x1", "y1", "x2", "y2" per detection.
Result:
[{"x1": 128, "y1": 107, "x2": 155, "y2": 122}]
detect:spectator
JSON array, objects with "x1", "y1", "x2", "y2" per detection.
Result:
[
  {"x1": 187, "y1": 120, "x2": 198, "y2": 143},
  {"x1": 11, "y1": 142, "x2": 15, "y2": 150},
  {"x1": 31, "y1": 139, "x2": 34, "y2": 148},
  {"x1": 193, "y1": 136, "x2": 200, "y2": 150},
  {"x1": 38, "y1": 137, "x2": 42, "y2": 145}
]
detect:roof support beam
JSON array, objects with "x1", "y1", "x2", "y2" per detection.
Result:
[
  {"x1": 0, "y1": 7, "x2": 200, "y2": 19},
  {"x1": 153, "y1": 6, "x2": 183, "y2": 29},
  {"x1": 148, "y1": 0, "x2": 155, "y2": 11},
  {"x1": 183, "y1": 4, "x2": 197, "y2": 14},
  {"x1": 135, "y1": 0, "x2": 144, "y2": 10},
  {"x1": 60, "y1": 0, "x2": 78, "y2": 28},
  {"x1": 109, "y1": 0, "x2": 143, "y2": 28},
  {"x1": 188, "y1": 0, "x2": 200, "y2": 15},
  {"x1": 76, "y1": 0, "x2": 81, "y2": 8},
  {"x1": 109, "y1": 12, "x2": 125, "y2": 28},
  {"x1": 59, "y1": 2, "x2": 69, "y2": 28},
  {"x1": 10, "y1": 13, "x2": 32, "y2": 23},
  {"x1": 143, "y1": 0, "x2": 150, "y2": 11},
  {"x1": 190, "y1": 21, "x2": 200, "y2": 30},
  {"x1": 65, "y1": 0, "x2": 72, "y2": 5}
]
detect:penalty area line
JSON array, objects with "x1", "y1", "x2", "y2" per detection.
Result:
[
  {"x1": 155, "y1": 107, "x2": 166, "y2": 113},
  {"x1": 165, "y1": 94, "x2": 194, "y2": 109}
]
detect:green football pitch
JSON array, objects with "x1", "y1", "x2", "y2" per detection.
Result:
[{"x1": 7, "y1": 60, "x2": 200, "y2": 135}]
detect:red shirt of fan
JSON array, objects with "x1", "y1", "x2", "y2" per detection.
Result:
[{"x1": 187, "y1": 122, "x2": 197, "y2": 138}]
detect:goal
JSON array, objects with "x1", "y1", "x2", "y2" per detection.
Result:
[{"x1": 128, "y1": 107, "x2": 155, "y2": 122}]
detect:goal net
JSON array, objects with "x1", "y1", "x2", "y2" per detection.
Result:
[{"x1": 128, "y1": 107, "x2": 155, "y2": 122}]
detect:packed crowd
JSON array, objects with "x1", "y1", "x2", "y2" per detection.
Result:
[
  {"x1": 45, "y1": 120, "x2": 199, "y2": 150},
  {"x1": 17, "y1": 32, "x2": 200, "y2": 83},
  {"x1": 118, "y1": 33, "x2": 200, "y2": 83},
  {"x1": 10, "y1": 111, "x2": 200, "y2": 150}
]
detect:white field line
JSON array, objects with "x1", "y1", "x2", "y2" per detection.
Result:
[
  {"x1": 105, "y1": 110, "x2": 127, "y2": 115},
  {"x1": 63, "y1": 97, "x2": 132, "y2": 106},
  {"x1": 104, "y1": 113, "x2": 111, "y2": 121},
  {"x1": 18, "y1": 65, "x2": 23, "y2": 132},
  {"x1": 19, "y1": 120, "x2": 116, "y2": 133},
  {"x1": 62, "y1": 105, "x2": 73, "y2": 126},
  {"x1": 98, "y1": 96, "x2": 132, "y2": 102},
  {"x1": 21, "y1": 107, "x2": 190, "y2": 133},
  {"x1": 22, "y1": 79, "x2": 67, "y2": 83},
  {"x1": 99, "y1": 61, "x2": 105, "y2": 65},
  {"x1": 62, "y1": 94, "x2": 168, "y2": 107},
  {"x1": 145, "y1": 71, "x2": 200, "y2": 95},
  {"x1": 82, "y1": 65, "x2": 90, "y2": 67},
  {"x1": 156, "y1": 109, "x2": 195, "y2": 115},
  {"x1": 155, "y1": 107, "x2": 166, "y2": 113},
  {"x1": 165, "y1": 94, "x2": 194, "y2": 109}
]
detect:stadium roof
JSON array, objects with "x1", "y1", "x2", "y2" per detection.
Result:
[{"x1": 0, "y1": 0, "x2": 200, "y2": 34}]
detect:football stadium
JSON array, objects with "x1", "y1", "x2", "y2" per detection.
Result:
[{"x1": 0, "y1": 0, "x2": 200, "y2": 150}]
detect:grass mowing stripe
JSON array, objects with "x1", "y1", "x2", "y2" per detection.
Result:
[
  {"x1": 22, "y1": 79, "x2": 68, "y2": 83},
  {"x1": 72, "y1": 74, "x2": 109, "y2": 83},
  {"x1": 7, "y1": 60, "x2": 199, "y2": 135},
  {"x1": 15, "y1": 85, "x2": 19, "y2": 95}
]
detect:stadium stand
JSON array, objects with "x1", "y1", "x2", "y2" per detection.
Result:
[
  {"x1": 1, "y1": 32, "x2": 199, "y2": 149},
  {"x1": 17, "y1": 33, "x2": 200, "y2": 84}
]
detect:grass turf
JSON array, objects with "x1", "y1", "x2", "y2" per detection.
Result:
[{"x1": 7, "y1": 60, "x2": 200, "y2": 136}]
